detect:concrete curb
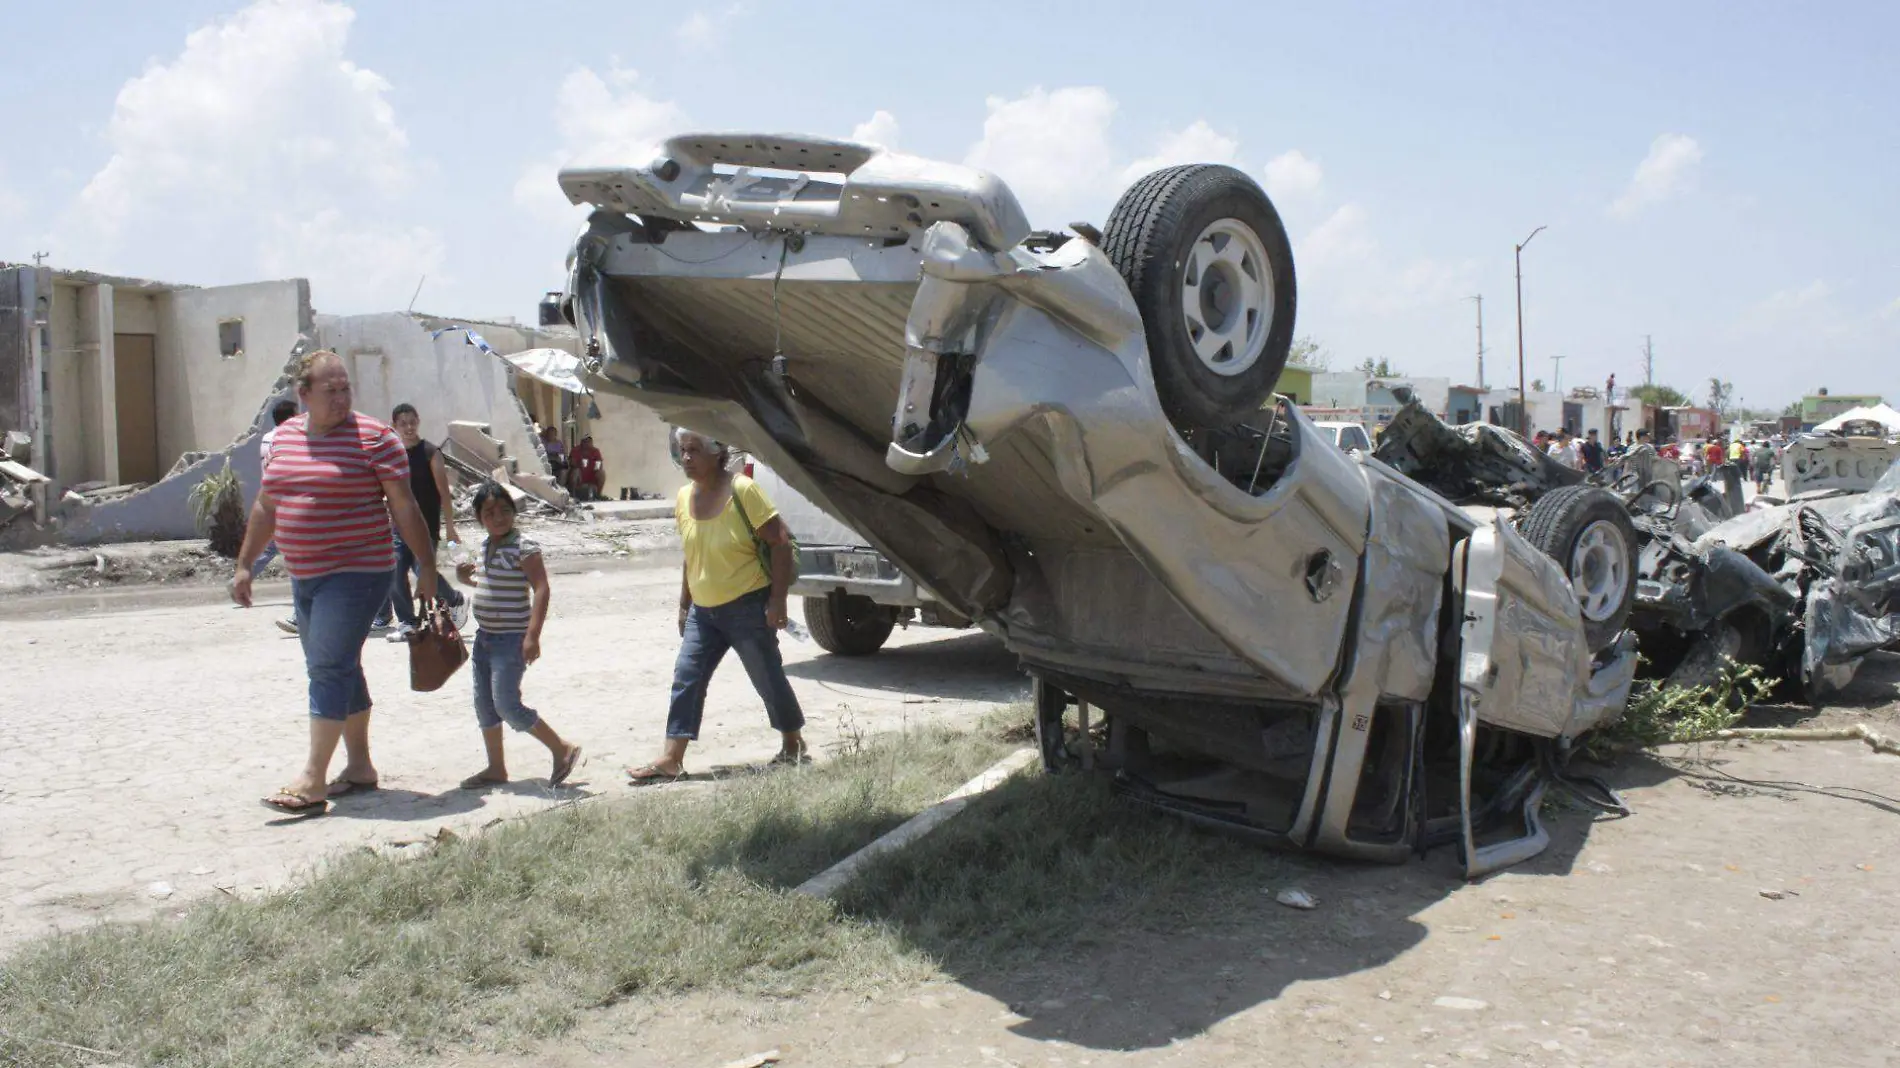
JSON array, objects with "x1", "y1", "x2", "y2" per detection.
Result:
[{"x1": 795, "y1": 747, "x2": 1040, "y2": 900}]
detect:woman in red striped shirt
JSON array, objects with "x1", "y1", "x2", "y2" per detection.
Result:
[{"x1": 231, "y1": 350, "x2": 442, "y2": 815}]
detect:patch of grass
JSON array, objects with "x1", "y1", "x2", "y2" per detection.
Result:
[
  {"x1": 0, "y1": 726, "x2": 1010, "y2": 1068},
  {"x1": 1591, "y1": 657, "x2": 1775, "y2": 757},
  {"x1": 836, "y1": 771, "x2": 1299, "y2": 974}
]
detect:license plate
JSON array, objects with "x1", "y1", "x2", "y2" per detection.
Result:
[{"x1": 839, "y1": 551, "x2": 882, "y2": 578}]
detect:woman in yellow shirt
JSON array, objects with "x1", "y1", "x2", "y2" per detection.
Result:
[{"x1": 627, "y1": 429, "x2": 806, "y2": 783}]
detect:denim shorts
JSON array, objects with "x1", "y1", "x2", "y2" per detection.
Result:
[
  {"x1": 289, "y1": 568, "x2": 393, "y2": 721},
  {"x1": 473, "y1": 629, "x2": 540, "y2": 732}
]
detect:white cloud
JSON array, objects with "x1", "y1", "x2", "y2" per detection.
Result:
[
  {"x1": 674, "y1": 4, "x2": 744, "y2": 48},
  {"x1": 1263, "y1": 149, "x2": 1323, "y2": 200},
  {"x1": 1608, "y1": 133, "x2": 1704, "y2": 218},
  {"x1": 50, "y1": 0, "x2": 437, "y2": 310},
  {"x1": 964, "y1": 86, "x2": 1118, "y2": 224},
  {"x1": 1117, "y1": 120, "x2": 1240, "y2": 186},
  {"x1": 1883, "y1": 295, "x2": 1900, "y2": 321},
  {"x1": 258, "y1": 209, "x2": 445, "y2": 311},
  {"x1": 1296, "y1": 202, "x2": 1473, "y2": 315},
  {"x1": 850, "y1": 109, "x2": 900, "y2": 149},
  {"x1": 1759, "y1": 279, "x2": 1831, "y2": 315},
  {"x1": 963, "y1": 88, "x2": 1257, "y2": 229},
  {"x1": 77, "y1": 0, "x2": 409, "y2": 232},
  {"x1": 1299, "y1": 203, "x2": 1374, "y2": 268},
  {"x1": 513, "y1": 65, "x2": 688, "y2": 223}
]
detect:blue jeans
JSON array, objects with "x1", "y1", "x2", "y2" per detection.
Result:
[
  {"x1": 473, "y1": 630, "x2": 540, "y2": 732},
  {"x1": 250, "y1": 541, "x2": 279, "y2": 579},
  {"x1": 667, "y1": 588, "x2": 805, "y2": 740},
  {"x1": 375, "y1": 534, "x2": 458, "y2": 627},
  {"x1": 290, "y1": 568, "x2": 394, "y2": 721}
]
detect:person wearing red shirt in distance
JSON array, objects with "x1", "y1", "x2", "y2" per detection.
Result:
[{"x1": 231, "y1": 351, "x2": 441, "y2": 815}]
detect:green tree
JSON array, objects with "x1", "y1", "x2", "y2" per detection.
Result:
[
  {"x1": 1356, "y1": 356, "x2": 1403, "y2": 377},
  {"x1": 1530, "y1": 378, "x2": 1547, "y2": 393},
  {"x1": 1781, "y1": 400, "x2": 1801, "y2": 418},
  {"x1": 1288, "y1": 335, "x2": 1330, "y2": 370},
  {"x1": 1630, "y1": 383, "x2": 1690, "y2": 407},
  {"x1": 1706, "y1": 378, "x2": 1734, "y2": 415}
]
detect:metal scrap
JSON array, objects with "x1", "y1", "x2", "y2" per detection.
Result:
[
  {"x1": 1378, "y1": 399, "x2": 1900, "y2": 701},
  {"x1": 1373, "y1": 401, "x2": 1583, "y2": 508}
]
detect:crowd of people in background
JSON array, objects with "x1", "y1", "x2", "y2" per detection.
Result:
[{"x1": 1532, "y1": 422, "x2": 1786, "y2": 491}]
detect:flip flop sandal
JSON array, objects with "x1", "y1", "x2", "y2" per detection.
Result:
[
  {"x1": 625, "y1": 764, "x2": 688, "y2": 786},
  {"x1": 325, "y1": 778, "x2": 379, "y2": 798},
  {"x1": 459, "y1": 772, "x2": 509, "y2": 790},
  {"x1": 768, "y1": 749, "x2": 813, "y2": 767},
  {"x1": 261, "y1": 790, "x2": 328, "y2": 815},
  {"x1": 551, "y1": 745, "x2": 584, "y2": 787}
]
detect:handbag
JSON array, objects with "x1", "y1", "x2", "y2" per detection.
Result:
[
  {"x1": 408, "y1": 598, "x2": 468, "y2": 692},
  {"x1": 730, "y1": 481, "x2": 796, "y2": 583}
]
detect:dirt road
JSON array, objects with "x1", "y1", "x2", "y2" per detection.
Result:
[
  {"x1": 7, "y1": 546, "x2": 1900, "y2": 1067},
  {"x1": 453, "y1": 664, "x2": 1900, "y2": 1068},
  {"x1": 0, "y1": 558, "x2": 1026, "y2": 947}
]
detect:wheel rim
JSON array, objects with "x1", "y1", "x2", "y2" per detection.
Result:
[
  {"x1": 1180, "y1": 218, "x2": 1274, "y2": 377},
  {"x1": 1569, "y1": 520, "x2": 1629, "y2": 623}
]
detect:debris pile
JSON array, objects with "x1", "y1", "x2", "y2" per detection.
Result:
[
  {"x1": 0, "y1": 431, "x2": 49, "y2": 532},
  {"x1": 441, "y1": 420, "x2": 569, "y2": 516},
  {"x1": 1377, "y1": 400, "x2": 1900, "y2": 703}
]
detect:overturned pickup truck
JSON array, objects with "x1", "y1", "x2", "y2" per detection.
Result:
[
  {"x1": 1378, "y1": 403, "x2": 1900, "y2": 703},
  {"x1": 557, "y1": 135, "x2": 1643, "y2": 876}
]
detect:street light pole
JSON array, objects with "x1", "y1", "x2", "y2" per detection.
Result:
[{"x1": 1514, "y1": 225, "x2": 1546, "y2": 436}]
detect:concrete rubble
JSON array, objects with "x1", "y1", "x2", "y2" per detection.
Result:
[{"x1": 0, "y1": 297, "x2": 683, "y2": 550}]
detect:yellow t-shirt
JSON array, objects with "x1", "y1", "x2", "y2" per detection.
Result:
[
  {"x1": 676, "y1": 475, "x2": 779, "y2": 607},
  {"x1": 1728, "y1": 440, "x2": 1744, "y2": 461}
]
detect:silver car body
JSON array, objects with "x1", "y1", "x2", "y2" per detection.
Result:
[
  {"x1": 559, "y1": 134, "x2": 1636, "y2": 874},
  {"x1": 1781, "y1": 432, "x2": 1900, "y2": 496}
]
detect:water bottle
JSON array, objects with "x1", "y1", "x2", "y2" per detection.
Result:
[
  {"x1": 445, "y1": 540, "x2": 473, "y2": 567},
  {"x1": 782, "y1": 618, "x2": 810, "y2": 642}
]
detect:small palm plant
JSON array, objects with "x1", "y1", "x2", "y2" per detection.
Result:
[{"x1": 188, "y1": 457, "x2": 247, "y2": 558}]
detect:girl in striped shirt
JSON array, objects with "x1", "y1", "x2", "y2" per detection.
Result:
[{"x1": 452, "y1": 482, "x2": 583, "y2": 788}]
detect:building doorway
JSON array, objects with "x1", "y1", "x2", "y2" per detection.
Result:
[{"x1": 114, "y1": 333, "x2": 160, "y2": 484}]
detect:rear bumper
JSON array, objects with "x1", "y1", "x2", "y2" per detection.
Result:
[{"x1": 793, "y1": 543, "x2": 925, "y2": 606}]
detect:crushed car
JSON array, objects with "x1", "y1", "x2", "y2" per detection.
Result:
[
  {"x1": 1376, "y1": 401, "x2": 1900, "y2": 702},
  {"x1": 556, "y1": 134, "x2": 1651, "y2": 877}
]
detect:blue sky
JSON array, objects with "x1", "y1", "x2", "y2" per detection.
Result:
[{"x1": 2, "y1": 0, "x2": 1895, "y2": 410}]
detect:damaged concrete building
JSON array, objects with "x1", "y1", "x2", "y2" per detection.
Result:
[{"x1": 0, "y1": 263, "x2": 675, "y2": 547}]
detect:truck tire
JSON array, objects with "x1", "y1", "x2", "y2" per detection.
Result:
[
  {"x1": 1518, "y1": 486, "x2": 1638, "y2": 652},
  {"x1": 1101, "y1": 164, "x2": 1297, "y2": 430},
  {"x1": 803, "y1": 592, "x2": 898, "y2": 656}
]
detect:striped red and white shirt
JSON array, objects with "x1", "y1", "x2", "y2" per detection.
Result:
[{"x1": 262, "y1": 413, "x2": 409, "y2": 579}]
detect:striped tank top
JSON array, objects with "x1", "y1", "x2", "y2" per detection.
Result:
[{"x1": 473, "y1": 530, "x2": 541, "y2": 632}]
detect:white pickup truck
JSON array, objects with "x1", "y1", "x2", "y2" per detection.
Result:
[{"x1": 749, "y1": 462, "x2": 972, "y2": 655}]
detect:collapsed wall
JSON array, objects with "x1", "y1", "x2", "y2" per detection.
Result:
[
  {"x1": 14, "y1": 339, "x2": 308, "y2": 547},
  {"x1": 8, "y1": 314, "x2": 596, "y2": 548}
]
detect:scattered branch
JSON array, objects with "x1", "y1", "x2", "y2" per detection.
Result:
[{"x1": 1695, "y1": 724, "x2": 1900, "y2": 757}]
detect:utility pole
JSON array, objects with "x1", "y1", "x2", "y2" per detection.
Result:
[
  {"x1": 1469, "y1": 294, "x2": 1485, "y2": 388},
  {"x1": 30, "y1": 251, "x2": 49, "y2": 266},
  {"x1": 1642, "y1": 334, "x2": 1654, "y2": 387},
  {"x1": 1514, "y1": 226, "x2": 1546, "y2": 436},
  {"x1": 1550, "y1": 353, "x2": 1567, "y2": 398}
]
